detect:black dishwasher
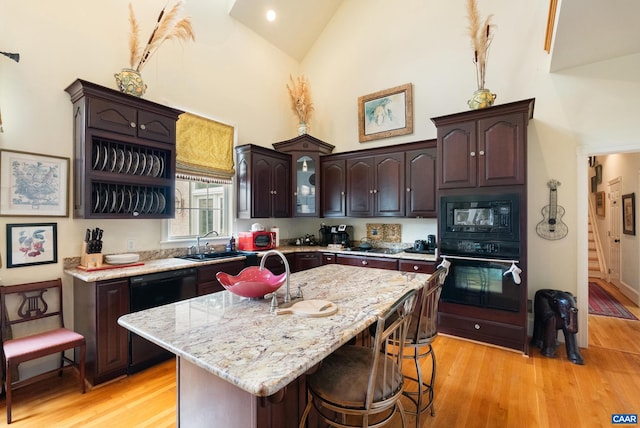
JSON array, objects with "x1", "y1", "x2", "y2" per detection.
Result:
[{"x1": 128, "y1": 268, "x2": 197, "y2": 373}]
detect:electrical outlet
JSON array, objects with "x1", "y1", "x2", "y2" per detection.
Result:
[{"x1": 127, "y1": 239, "x2": 135, "y2": 251}]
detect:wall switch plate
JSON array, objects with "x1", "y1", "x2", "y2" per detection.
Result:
[{"x1": 127, "y1": 239, "x2": 135, "y2": 251}]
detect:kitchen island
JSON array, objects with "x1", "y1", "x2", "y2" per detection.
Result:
[{"x1": 118, "y1": 264, "x2": 431, "y2": 427}]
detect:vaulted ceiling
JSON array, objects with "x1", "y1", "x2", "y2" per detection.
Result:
[{"x1": 228, "y1": 0, "x2": 640, "y2": 71}]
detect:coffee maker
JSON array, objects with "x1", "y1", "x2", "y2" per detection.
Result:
[{"x1": 319, "y1": 224, "x2": 353, "y2": 247}]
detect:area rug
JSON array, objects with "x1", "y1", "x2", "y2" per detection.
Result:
[{"x1": 589, "y1": 282, "x2": 638, "y2": 320}]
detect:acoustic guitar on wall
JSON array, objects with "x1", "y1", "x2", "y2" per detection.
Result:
[{"x1": 536, "y1": 179, "x2": 568, "y2": 240}]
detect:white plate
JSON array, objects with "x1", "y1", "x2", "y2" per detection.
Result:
[
  {"x1": 105, "y1": 253, "x2": 140, "y2": 264},
  {"x1": 137, "y1": 153, "x2": 146, "y2": 176},
  {"x1": 124, "y1": 150, "x2": 133, "y2": 174},
  {"x1": 93, "y1": 189, "x2": 100, "y2": 212},
  {"x1": 158, "y1": 156, "x2": 165, "y2": 177},
  {"x1": 157, "y1": 192, "x2": 166, "y2": 213},
  {"x1": 151, "y1": 155, "x2": 161, "y2": 177},
  {"x1": 145, "y1": 153, "x2": 154, "y2": 176},
  {"x1": 100, "y1": 145, "x2": 109, "y2": 171},
  {"x1": 132, "y1": 190, "x2": 140, "y2": 213},
  {"x1": 92, "y1": 145, "x2": 101, "y2": 169},
  {"x1": 116, "y1": 149, "x2": 125, "y2": 173},
  {"x1": 123, "y1": 189, "x2": 132, "y2": 213},
  {"x1": 109, "y1": 147, "x2": 117, "y2": 172},
  {"x1": 131, "y1": 152, "x2": 139, "y2": 175}
]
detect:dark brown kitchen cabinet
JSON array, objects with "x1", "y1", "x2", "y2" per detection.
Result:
[
  {"x1": 73, "y1": 277, "x2": 130, "y2": 386},
  {"x1": 236, "y1": 144, "x2": 291, "y2": 218},
  {"x1": 335, "y1": 254, "x2": 398, "y2": 270},
  {"x1": 272, "y1": 135, "x2": 335, "y2": 218},
  {"x1": 294, "y1": 252, "x2": 323, "y2": 272},
  {"x1": 322, "y1": 253, "x2": 336, "y2": 264},
  {"x1": 398, "y1": 259, "x2": 436, "y2": 274},
  {"x1": 65, "y1": 79, "x2": 181, "y2": 219},
  {"x1": 321, "y1": 158, "x2": 347, "y2": 217},
  {"x1": 405, "y1": 140, "x2": 437, "y2": 218},
  {"x1": 197, "y1": 260, "x2": 246, "y2": 295},
  {"x1": 432, "y1": 99, "x2": 534, "y2": 189},
  {"x1": 346, "y1": 153, "x2": 404, "y2": 217}
]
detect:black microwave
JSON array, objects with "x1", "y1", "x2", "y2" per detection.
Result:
[{"x1": 439, "y1": 193, "x2": 520, "y2": 243}]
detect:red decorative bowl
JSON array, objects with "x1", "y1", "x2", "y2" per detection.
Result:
[{"x1": 216, "y1": 267, "x2": 287, "y2": 299}]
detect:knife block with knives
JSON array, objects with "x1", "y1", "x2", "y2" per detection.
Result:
[{"x1": 81, "y1": 227, "x2": 104, "y2": 268}]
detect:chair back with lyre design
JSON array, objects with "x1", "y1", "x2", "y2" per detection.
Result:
[{"x1": 1, "y1": 279, "x2": 86, "y2": 424}]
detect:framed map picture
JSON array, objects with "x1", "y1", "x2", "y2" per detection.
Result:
[{"x1": 0, "y1": 149, "x2": 69, "y2": 217}]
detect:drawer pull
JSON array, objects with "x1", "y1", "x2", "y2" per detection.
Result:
[
  {"x1": 474, "y1": 324, "x2": 480, "y2": 330},
  {"x1": 413, "y1": 265, "x2": 419, "y2": 271},
  {"x1": 361, "y1": 260, "x2": 368, "y2": 266}
]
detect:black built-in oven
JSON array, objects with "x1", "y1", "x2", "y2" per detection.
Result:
[
  {"x1": 128, "y1": 268, "x2": 197, "y2": 373},
  {"x1": 439, "y1": 192, "x2": 523, "y2": 313}
]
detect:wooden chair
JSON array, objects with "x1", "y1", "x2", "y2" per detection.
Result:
[
  {"x1": 299, "y1": 289, "x2": 418, "y2": 428},
  {"x1": 1, "y1": 279, "x2": 86, "y2": 424},
  {"x1": 396, "y1": 267, "x2": 447, "y2": 428}
]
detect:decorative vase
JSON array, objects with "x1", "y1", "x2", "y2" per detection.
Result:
[
  {"x1": 114, "y1": 68, "x2": 147, "y2": 97},
  {"x1": 467, "y1": 88, "x2": 496, "y2": 110},
  {"x1": 297, "y1": 122, "x2": 308, "y2": 135}
]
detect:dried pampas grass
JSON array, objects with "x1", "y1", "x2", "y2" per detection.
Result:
[
  {"x1": 128, "y1": 1, "x2": 195, "y2": 72},
  {"x1": 466, "y1": 0, "x2": 494, "y2": 90},
  {"x1": 286, "y1": 75, "x2": 314, "y2": 124}
]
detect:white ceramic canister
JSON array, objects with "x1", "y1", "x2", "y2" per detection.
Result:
[{"x1": 271, "y1": 226, "x2": 280, "y2": 247}]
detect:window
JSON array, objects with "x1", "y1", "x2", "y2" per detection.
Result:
[{"x1": 168, "y1": 178, "x2": 233, "y2": 240}]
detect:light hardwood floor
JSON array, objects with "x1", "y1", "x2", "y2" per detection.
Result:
[{"x1": 1, "y1": 280, "x2": 638, "y2": 427}]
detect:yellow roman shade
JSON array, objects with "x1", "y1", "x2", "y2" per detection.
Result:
[{"x1": 176, "y1": 112, "x2": 235, "y2": 182}]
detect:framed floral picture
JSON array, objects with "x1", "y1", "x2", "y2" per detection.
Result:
[
  {"x1": 6, "y1": 223, "x2": 58, "y2": 268},
  {"x1": 0, "y1": 149, "x2": 70, "y2": 217},
  {"x1": 358, "y1": 83, "x2": 413, "y2": 142}
]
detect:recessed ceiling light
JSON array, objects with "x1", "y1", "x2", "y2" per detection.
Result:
[{"x1": 266, "y1": 9, "x2": 276, "y2": 22}]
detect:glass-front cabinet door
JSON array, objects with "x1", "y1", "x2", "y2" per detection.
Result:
[
  {"x1": 295, "y1": 155, "x2": 316, "y2": 216},
  {"x1": 272, "y1": 135, "x2": 335, "y2": 218}
]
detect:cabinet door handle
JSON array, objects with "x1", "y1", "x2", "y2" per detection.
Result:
[
  {"x1": 130, "y1": 122, "x2": 136, "y2": 128},
  {"x1": 470, "y1": 151, "x2": 476, "y2": 157},
  {"x1": 413, "y1": 265, "x2": 419, "y2": 271},
  {"x1": 369, "y1": 190, "x2": 374, "y2": 194},
  {"x1": 140, "y1": 123, "x2": 146, "y2": 130},
  {"x1": 373, "y1": 189, "x2": 377, "y2": 194},
  {"x1": 479, "y1": 150, "x2": 485, "y2": 156},
  {"x1": 340, "y1": 191, "x2": 345, "y2": 196},
  {"x1": 474, "y1": 324, "x2": 481, "y2": 330},
  {"x1": 406, "y1": 188, "x2": 411, "y2": 192},
  {"x1": 361, "y1": 260, "x2": 368, "y2": 266}
]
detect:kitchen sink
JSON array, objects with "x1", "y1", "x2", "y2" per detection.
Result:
[{"x1": 180, "y1": 251, "x2": 254, "y2": 262}]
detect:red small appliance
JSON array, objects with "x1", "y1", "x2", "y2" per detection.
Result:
[{"x1": 237, "y1": 231, "x2": 276, "y2": 251}]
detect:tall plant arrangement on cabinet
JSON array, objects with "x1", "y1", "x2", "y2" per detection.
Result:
[
  {"x1": 466, "y1": 0, "x2": 496, "y2": 109},
  {"x1": 286, "y1": 74, "x2": 315, "y2": 135},
  {"x1": 114, "y1": 1, "x2": 195, "y2": 97}
]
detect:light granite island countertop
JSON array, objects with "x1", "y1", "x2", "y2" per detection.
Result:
[{"x1": 118, "y1": 264, "x2": 431, "y2": 428}]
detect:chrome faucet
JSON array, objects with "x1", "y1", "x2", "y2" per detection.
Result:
[
  {"x1": 260, "y1": 250, "x2": 292, "y2": 304},
  {"x1": 196, "y1": 230, "x2": 218, "y2": 253}
]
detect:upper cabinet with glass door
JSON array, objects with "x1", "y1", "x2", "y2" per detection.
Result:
[{"x1": 273, "y1": 135, "x2": 335, "y2": 217}]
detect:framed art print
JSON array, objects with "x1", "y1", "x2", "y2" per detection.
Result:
[
  {"x1": 622, "y1": 193, "x2": 636, "y2": 235},
  {"x1": 6, "y1": 222, "x2": 58, "y2": 268},
  {"x1": 0, "y1": 149, "x2": 70, "y2": 217},
  {"x1": 358, "y1": 83, "x2": 413, "y2": 142}
]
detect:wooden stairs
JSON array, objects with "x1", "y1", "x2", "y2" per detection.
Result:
[{"x1": 588, "y1": 213, "x2": 605, "y2": 279}]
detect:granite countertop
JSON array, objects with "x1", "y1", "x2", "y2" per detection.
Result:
[
  {"x1": 118, "y1": 264, "x2": 431, "y2": 397},
  {"x1": 64, "y1": 246, "x2": 437, "y2": 283}
]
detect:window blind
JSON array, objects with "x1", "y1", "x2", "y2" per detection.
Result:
[{"x1": 176, "y1": 112, "x2": 235, "y2": 182}]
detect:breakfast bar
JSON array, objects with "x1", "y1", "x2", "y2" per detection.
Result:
[{"x1": 118, "y1": 264, "x2": 431, "y2": 427}]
